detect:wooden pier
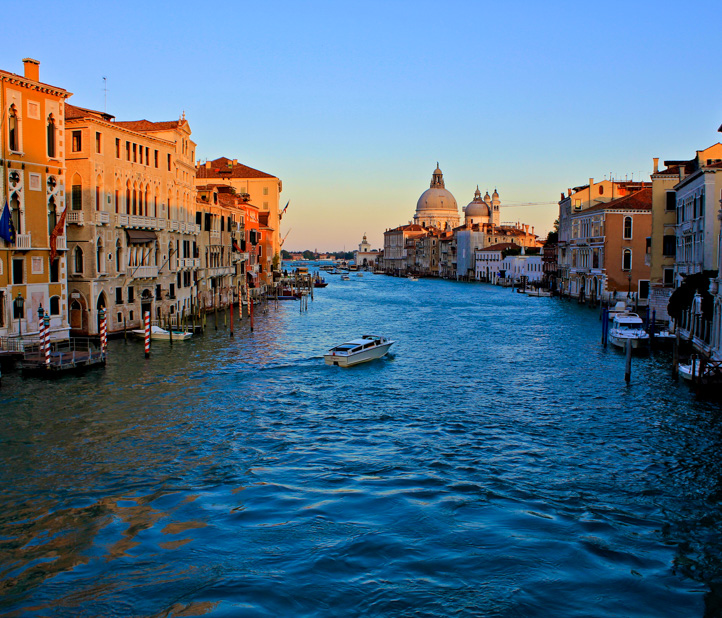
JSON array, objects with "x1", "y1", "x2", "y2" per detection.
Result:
[{"x1": 21, "y1": 338, "x2": 106, "y2": 375}]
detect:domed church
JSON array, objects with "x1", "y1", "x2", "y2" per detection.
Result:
[
  {"x1": 464, "y1": 186, "x2": 500, "y2": 227},
  {"x1": 413, "y1": 164, "x2": 460, "y2": 230}
]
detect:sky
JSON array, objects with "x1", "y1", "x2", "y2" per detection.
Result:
[{"x1": 7, "y1": 0, "x2": 722, "y2": 252}]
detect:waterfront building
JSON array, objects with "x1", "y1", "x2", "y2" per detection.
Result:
[
  {"x1": 568, "y1": 187, "x2": 652, "y2": 303},
  {"x1": 195, "y1": 185, "x2": 249, "y2": 308},
  {"x1": 542, "y1": 237, "x2": 558, "y2": 288},
  {"x1": 196, "y1": 158, "x2": 282, "y2": 287},
  {"x1": 382, "y1": 223, "x2": 427, "y2": 275},
  {"x1": 354, "y1": 233, "x2": 381, "y2": 269},
  {"x1": 0, "y1": 59, "x2": 71, "y2": 341},
  {"x1": 672, "y1": 148, "x2": 722, "y2": 283},
  {"x1": 64, "y1": 104, "x2": 199, "y2": 335},
  {"x1": 502, "y1": 252, "x2": 544, "y2": 285},
  {"x1": 413, "y1": 164, "x2": 460, "y2": 230},
  {"x1": 557, "y1": 178, "x2": 650, "y2": 298},
  {"x1": 415, "y1": 229, "x2": 442, "y2": 276},
  {"x1": 474, "y1": 243, "x2": 517, "y2": 283},
  {"x1": 710, "y1": 204, "x2": 722, "y2": 361}
]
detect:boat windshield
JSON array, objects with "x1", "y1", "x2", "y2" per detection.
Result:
[{"x1": 333, "y1": 345, "x2": 356, "y2": 352}]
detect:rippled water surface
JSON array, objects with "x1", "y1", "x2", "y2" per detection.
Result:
[{"x1": 1, "y1": 273, "x2": 721, "y2": 617}]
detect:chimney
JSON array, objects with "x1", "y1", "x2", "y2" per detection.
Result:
[
  {"x1": 22, "y1": 58, "x2": 40, "y2": 82},
  {"x1": 567, "y1": 188, "x2": 572, "y2": 197},
  {"x1": 205, "y1": 161, "x2": 211, "y2": 169},
  {"x1": 532, "y1": 226, "x2": 535, "y2": 236},
  {"x1": 679, "y1": 165, "x2": 685, "y2": 183},
  {"x1": 589, "y1": 178, "x2": 594, "y2": 189},
  {"x1": 232, "y1": 159, "x2": 238, "y2": 165},
  {"x1": 653, "y1": 157, "x2": 659, "y2": 174}
]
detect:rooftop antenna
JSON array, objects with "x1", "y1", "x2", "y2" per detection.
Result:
[{"x1": 103, "y1": 77, "x2": 107, "y2": 112}]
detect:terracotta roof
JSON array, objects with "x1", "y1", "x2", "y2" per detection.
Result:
[
  {"x1": 478, "y1": 242, "x2": 518, "y2": 252},
  {"x1": 113, "y1": 119, "x2": 183, "y2": 132},
  {"x1": 196, "y1": 157, "x2": 277, "y2": 179},
  {"x1": 580, "y1": 187, "x2": 652, "y2": 213}
]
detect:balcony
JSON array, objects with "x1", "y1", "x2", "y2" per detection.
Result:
[
  {"x1": 131, "y1": 265, "x2": 159, "y2": 279},
  {"x1": 210, "y1": 230, "x2": 221, "y2": 240},
  {"x1": 67, "y1": 211, "x2": 84, "y2": 225},
  {"x1": 15, "y1": 233, "x2": 32, "y2": 250},
  {"x1": 56, "y1": 235, "x2": 67, "y2": 251},
  {"x1": 96, "y1": 211, "x2": 110, "y2": 225}
]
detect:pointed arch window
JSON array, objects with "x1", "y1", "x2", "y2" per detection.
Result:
[
  {"x1": 48, "y1": 196, "x2": 57, "y2": 236},
  {"x1": 74, "y1": 246, "x2": 84, "y2": 274},
  {"x1": 47, "y1": 115, "x2": 56, "y2": 158},
  {"x1": 115, "y1": 240, "x2": 123, "y2": 273},
  {"x1": 8, "y1": 105, "x2": 18, "y2": 151},
  {"x1": 96, "y1": 238, "x2": 104, "y2": 274},
  {"x1": 10, "y1": 191, "x2": 21, "y2": 234}
]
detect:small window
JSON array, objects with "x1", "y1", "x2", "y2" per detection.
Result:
[
  {"x1": 115, "y1": 138, "x2": 121, "y2": 158},
  {"x1": 622, "y1": 248, "x2": 632, "y2": 271},
  {"x1": 115, "y1": 287, "x2": 123, "y2": 304},
  {"x1": 170, "y1": 283, "x2": 175, "y2": 299},
  {"x1": 155, "y1": 284, "x2": 162, "y2": 300},
  {"x1": 623, "y1": 216, "x2": 632, "y2": 240},
  {"x1": 72, "y1": 130, "x2": 82, "y2": 152},
  {"x1": 145, "y1": 147, "x2": 149, "y2": 165},
  {"x1": 167, "y1": 153, "x2": 172, "y2": 171},
  {"x1": 74, "y1": 247, "x2": 84, "y2": 274},
  {"x1": 663, "y1": 235, "x2": 676, "y2": 257},
  {"x1": 663, "y1": 268, "x2": 674, "y2": 287},
  {"x1": 129, "y1": 310, "x2": 134, "y2": 321},
  {"x1": 263, "y1": 187, "x2": 269, "y2": 196},
  {"x1": 50, "y1": 259, "x2": 59, "y2": 283},
  {"x1": 117, "y1": 312, "x2": 122, "y2": 323},
  {"x1": 12, "y1": 258, "x2": 23, "y2": 284},
  {"x1": 126, "y1": 141, "x2": 130, "y2": 160},
  {"x1": 95, "y1": 131, "x2": 102, "y2": 153},
  {"x1": 72, "y1": 184, "x2": 82, "y2": 210},
  {"x1": 50, "y1": 296, "x2": 60, "y2": 316},
  {"x1": 665, "y1": 191, "x2": 676, "y2": 211},
  {"x1": 8, "y1": 106, "x2": 18, "y2": 151},
  {"x1": 132, "y1": 143, "x2": 137, "y2": 163},
  {"x1": 128, "y1": 287, "x2": 135, "y2": 303},
  {"x1": 154, "y1": 150, "x2": 159, "y2": 167}
]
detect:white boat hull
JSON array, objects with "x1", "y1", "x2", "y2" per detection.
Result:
[
  {"x1": 324, "y1": 342, "x2": 393, "y2": 367},
  {"x1": 132, "y1": 328, "x2": 193, "y2": 341},
  {"x1": 608, "y1": 332, "x2": 648, "y2": 349}
]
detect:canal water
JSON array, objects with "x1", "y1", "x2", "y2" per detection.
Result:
[{"x1": 1, "y1": 272, "x2": 720, "y2": 617}]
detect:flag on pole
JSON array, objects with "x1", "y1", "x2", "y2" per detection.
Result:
[
  {"x1": 0, "y1": 200, "x2": 13, "y2": 243},
  {"x1": 49, "y1": 207, "x2": 67, "y2": 264},
  {"x1": 232, "y1": 240, "x2": 242, "y2": 253}
]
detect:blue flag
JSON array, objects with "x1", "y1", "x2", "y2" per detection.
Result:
[{"x1": 0, "y1": 200, "x2": 12, "y2": 243}]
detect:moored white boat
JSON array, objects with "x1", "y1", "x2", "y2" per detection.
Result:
[
  {"x1": 324, "y1": 335, "x2": 395, "y2": 367},
  {"x1": 608, "y1": 314, "x2": 649, "y2": 350},
  {"x1": 132, "y1": 325, "x2": 193, "y2": 341}
]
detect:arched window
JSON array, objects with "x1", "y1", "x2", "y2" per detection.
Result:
[
  {"x1": 8, "y1": 105, "x2": 18, "y2": 151},
  {"x1": 145, "y1": 186, "x2": 150, "y2": 217},
  {"x1": 74, "y1": 246, "x2": 84, "y2": 274},
  {"x1": 599, "y1": 185, "x2": 604, "y2": 195},
  {"x1": 50, "y1": 296, "x2": 60, "y2": 316},
  {"x1": 126, "y1": 181, "x2": 131, "y2": 215},
  {"x1": 116, "y1": 240, "x2": 123, "y2": 273},
  {"x1": 132, "y1": 184, "x2": 138, "y2": 215},
  {"x1": 10, "y1": 192, "x2": 21, "y2": 234},
  {"x1": 47, "y1": 115, "x2": 56, "y2": 158},
  {"x1": 71, "y1": 174, "x2": 82, "y2": 211},
  {"x1": 96, "y1": 239, "x2": 104, "y2": 274},
  {"x1": 48, "y1": 196, "x2": 57, "y2": 236},
  {"x1": 115, "y1": 178, "x2": 121, "y2": 214},
  {"x1": 623, "y1": 216, "x2": 632, "y2": 239},
  {"x1": 622, "y1": 248, "x2": 632, "y2": 271}
]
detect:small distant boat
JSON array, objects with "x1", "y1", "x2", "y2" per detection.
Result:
[
  {"x1": 132, "y1": 325, "x2": 193, "y2": 341},
  {"x1": 341, "y1": 274, "x2": 350, "y2": 281},
  {"x1": 356, "y1": 273, "x2": 363, "y2": 277},
  {"x1": 408, "y1": 276, "x2": 418, "y2": 282},
  {"x1": 314, "y1": 277, "x2": 329, "y2": 288},
  {"x1": 608, "y1": 314, "x2": 649, "y2": 350},
  {"x1": 678, "y1": 360, "x2": 701, "y2": 381},
  {"x1": 324, "y1": 335, "x2": 395, "y2": 367}
]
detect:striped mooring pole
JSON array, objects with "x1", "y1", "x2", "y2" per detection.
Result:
[
  {"x1": 99, "y1": 308, "x2": 107, "y2": 356},
  {"x1": 144, "y1": 311, "x2": 150, "y2": 359},
  {"x1": 37, "y1": 305, "x2": 46, "y2": 366},
  {"x1": 43, "y1": 312, "x2": 51, "y2": 367}
]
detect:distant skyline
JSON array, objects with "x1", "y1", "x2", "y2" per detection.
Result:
[{"x1": 7, "y1": 0, "x2": 722, "y2": 251}]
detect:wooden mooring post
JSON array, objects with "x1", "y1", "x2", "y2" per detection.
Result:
[{"x1": 625, "y1": 338, "x2": 632, "y2": 383}]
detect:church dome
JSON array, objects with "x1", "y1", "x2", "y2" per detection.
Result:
[
  {"x1": 465, "y1": 186, "x2": 490, "y2": 217},
  {"x1": 415, "y1": 164, "x2": 458, "y2": 213}
]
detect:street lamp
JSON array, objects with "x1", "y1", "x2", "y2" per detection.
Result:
[{"x1": 13, "y1": 293, "x2": 24, "y2": 337}]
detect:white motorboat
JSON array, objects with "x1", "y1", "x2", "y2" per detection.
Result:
[
  {"x1": 678, "y1": 361, "x2": 700, "y2": 381},
  {"x1": 408, "y1": 276, "x2": 419, "y2": 282},
  {"x1": 324, "y1": 335, "x2": 395, "y2": 367},
  {"x1": 132, "y1": 325, "x2": 193, "y2": 341},
  {"x1": 341, "y1": 274, "x2": 351, "y2": 281},
  {"x1": 607, "y1": 301, "x2": 629, "y2": 321},
  {"x1": 608, "y1": 314, "x2": 649, "y2": 350}
]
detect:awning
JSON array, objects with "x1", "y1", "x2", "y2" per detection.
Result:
[{"x1": 126, "y1": 229, "x2": 157, "y2": 244}]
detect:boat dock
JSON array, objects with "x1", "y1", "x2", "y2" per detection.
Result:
[{"x1": 21, "y1": 338, "x2": 106, "y2": 375}]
